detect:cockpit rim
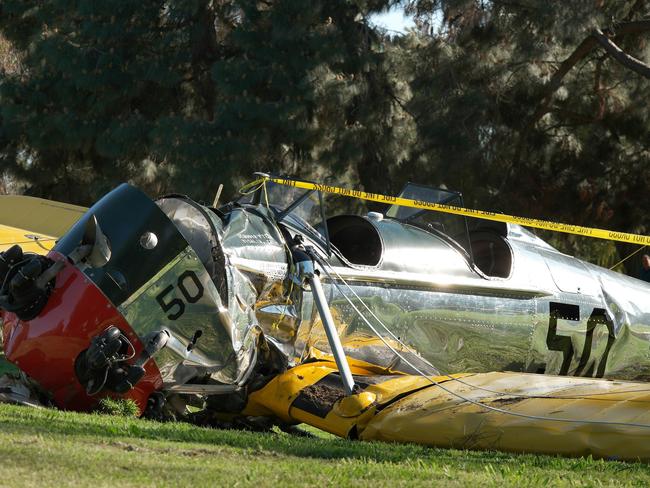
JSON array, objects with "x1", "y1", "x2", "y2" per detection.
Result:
[{"x1": 234, "y1": 174, "x2": 516, "y2": 280}]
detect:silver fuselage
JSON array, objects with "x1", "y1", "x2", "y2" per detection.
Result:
[
  {"x1": 261, "y1": 211, "x2": 650, "y2": 382},
  {"x1": 112, "y1": 194, "x2": 650, "y2": 387}
]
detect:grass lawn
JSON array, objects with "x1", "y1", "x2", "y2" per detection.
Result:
[{"x1": 0, "y1": 404, "x2": 649, "y2": 487}]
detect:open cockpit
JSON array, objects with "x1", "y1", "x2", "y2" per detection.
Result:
[{"x1": 236, "y1": 176, "x2": 513, "y2": 279}]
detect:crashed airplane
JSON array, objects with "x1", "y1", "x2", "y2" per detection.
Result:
[{"x1": 2, "y1": 175, "x2": 650, "y2": 460}]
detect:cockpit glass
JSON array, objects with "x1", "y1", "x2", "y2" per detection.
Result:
[
  {"x1": 263, "y1": 182, "x2": 309, "y2": 210},
  {"x1": 267, "y1": 184, "x2": 321, "y2": 224},
  {"x1": 385, "y1": 183, "x2": 473, "y2": 260},
  {"x1": 386, "y1": 184, "x2": 462, "y2": 219},
  {"x1": 238, "y1": 179, "x2": 329, "y2": 251},
  {"x1": 238, "y1": 178, "x2": 475, "y2": 260}
]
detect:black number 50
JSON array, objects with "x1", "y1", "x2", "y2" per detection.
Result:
[
  {"x1": 155, "y1": 270, "x2": 204, "y2": 320},
  {"x1": 546, "y1": 303, "x2": 615, "y2": 377}
]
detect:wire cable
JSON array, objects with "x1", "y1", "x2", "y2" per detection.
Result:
[
  {"x1": 319, "y1": 258, "x2": 650, "y2": 398},
  {"x1": 610, "y1": 244, "x2": 646, "y2": 270},
  {"x1": 314, "y1": 257, "x2": 650, "y2": 428}
]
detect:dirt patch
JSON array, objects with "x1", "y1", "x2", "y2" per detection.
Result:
[
  {"x1": 299, "y1": 383, "x2": 345, "y2": 410},
  {"x1": 292, "y1": 374, "x2": 346, "y2": 418},
  {"x1": 107, "y1": 440, "x2": 219, "y2": 458},
  {"x1": 109, "y1": 441, "x2": 146, "y2": 452}
]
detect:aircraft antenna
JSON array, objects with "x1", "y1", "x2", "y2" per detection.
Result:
[{"x1": 212, "y1": 184, "x2": 224, "y2": 208}]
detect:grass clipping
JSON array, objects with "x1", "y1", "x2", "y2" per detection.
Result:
[{"x1": 96, "y1": 397, "x2": 139, "y2": 417}]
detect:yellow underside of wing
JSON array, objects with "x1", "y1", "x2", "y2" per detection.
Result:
[
  {"x1": 0, "y1": 194, "x2": 86, "y2": 255},
  {"x1": 0, "y1": 224, "x2": 56, "y2": 255},
  {"x1": 245, "y1": 359, "x2": 650, "y2": 461}
]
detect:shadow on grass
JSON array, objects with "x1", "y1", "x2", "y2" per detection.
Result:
[{"x1": 0, "y1": 403, "x2": 647, "y2": 473}]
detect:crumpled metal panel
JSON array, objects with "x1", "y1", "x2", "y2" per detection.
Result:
[
  {"x1": 118, "y1": 245, "x2": 249, "y2": 385},
  {"x1": 118, "y1": 202, "x2": 290, "y2": 386},
  {"x1": 588, "y1": 264, "x2": 650, "y2": 381},
  {"x1": 524, "y1": 253, "x2": 650, "y2": 382},
  {"x1": 219, "y1": 206, "x2": 290, "y2": 379},
  {"x1": 222, "y1": 207, "x2": 288, "y2": 289}
]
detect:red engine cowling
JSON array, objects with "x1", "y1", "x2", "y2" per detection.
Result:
[
  {"x1": 1, "y1": 184, "x2": 228, "y2": 414},
  {"x1": 1, "y1": 253, "x2": 162, "y2": 413}
]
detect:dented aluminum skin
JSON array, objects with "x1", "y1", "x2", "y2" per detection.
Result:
[
  {"x1": 93, "y1": 181, "x2": 650, "y2": 388},
  {"x1": 312, "y1": 225, "x2": 650, "y2": 382},
  {"x1": 5, "y1": 180, "x2": 650, "y2": 401},
  {"x1": 6, "y1": 179, "x2": 650, "y2": 461},
  {"x1": 115, "y1": 197, "x2": 290, "y2": 388},
  {"x1": 248, "y1": 181, "x2": 650, "y2": 384}
]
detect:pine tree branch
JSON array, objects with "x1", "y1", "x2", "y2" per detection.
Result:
[
  {"x1": 388, "y1": 92, "x2": 417, "y2": 121},
  {"x1": 606, "y1": 19, "x2": 650, "y2": 37},
  {"x1": 594, "y1": 54, "x2": 607, "y2": 120},
  {"x1": 501, "y1": 36, "x2": 597, "y2": 192},
  {"x1": 502, "y1": 18, "x2": 650, "y2": 194},
  {"x1": 592, "y1": 28, "x2": 650, "y2": 78},
  {"x1": 529, "y1": 20, "x2": 650, "y2": 124},
  {"x1": 622, "y1": 0, "x2": 647, "y2": 22},
  {"x1": 527, "y1": 20, "x2": 650, "y2": 128},
  {"x1": 526, "y1": 36, "x2": 597, "y2": 126}
]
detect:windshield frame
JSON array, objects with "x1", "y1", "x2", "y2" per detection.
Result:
[
  {"x1": 236, "y1": 175, "x2": 331, "y2": 255},
  {"x1": 384, "y1": 182, "x2": 474, "y2": 265}
]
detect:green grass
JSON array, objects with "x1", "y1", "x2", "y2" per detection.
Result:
[
  {"x1": 1, "y1": 404, "x2": 650, "y2": 487},
  {"x1": 96, "y1": 397, "x2": 140, "y2": 417}
]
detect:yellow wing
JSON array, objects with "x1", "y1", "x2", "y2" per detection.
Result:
[
  {"x1": 0, "y1": 195, "x2": 87, "y2": 255},
  {"x1": 0, "y1": 224, "x2": 56, "y2": 254}
]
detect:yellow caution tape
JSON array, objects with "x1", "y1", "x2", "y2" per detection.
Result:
[{"x1": 267, "y1": 177, "x2": 650, "y2": 246}]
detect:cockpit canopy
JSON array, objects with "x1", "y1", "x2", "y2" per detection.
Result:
[{"x1": 237, "y1": 176, "x2": 513, "y2": 279}]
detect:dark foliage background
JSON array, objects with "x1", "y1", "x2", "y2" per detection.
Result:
[{"x1": 1, "y1": 0, "x2": 649, "y2": 272}]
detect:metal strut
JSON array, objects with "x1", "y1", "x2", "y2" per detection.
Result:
[
  {"x1": 291, "y1": 240, "x2": 356, "y2": 395},
  {"x1": 308, "y1": 271, "x2": 356, "y2": 396}
]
